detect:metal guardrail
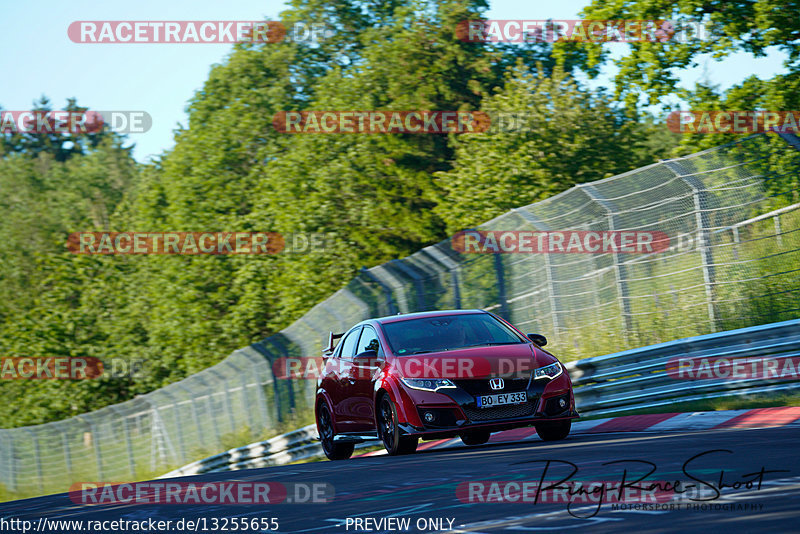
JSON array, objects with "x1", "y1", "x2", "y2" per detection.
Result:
[
  {"x1": 160, "y1": 425, "x2": 321, "y2": 478},
  {"x1": 163, "y1": 318, "x2": 800, "y2": 477},
  {"x1": 160, "y1": 425, "x2": 379, "y2": 477},
  {"x1": 566, "y1": 318, "x2": 800, "y2": 417}
]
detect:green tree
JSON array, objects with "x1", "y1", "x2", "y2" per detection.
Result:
[
  {"x1": 1, "y1": 97, "x2": 113, "y2": 162},
  {"x1": 433, "y1": 64, "x2": 670, "y2": 232},
  {"x1": 0, "y1": 136, "x2": 140, "y2": 426},
  {"x1": 564, "y1": 0, "x2": 800, "y2": 109}
]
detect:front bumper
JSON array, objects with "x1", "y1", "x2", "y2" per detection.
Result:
[
  {"x1": 398, "y1": 375, "x2": 578, "y2": 438},
  {"x1": 398, "y1": 410, "x2": 579, "y2": 439}
]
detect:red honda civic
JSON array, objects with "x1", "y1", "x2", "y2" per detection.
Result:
[{"x1": 314, "y1": 309, "x2": 578, "y2": 459}]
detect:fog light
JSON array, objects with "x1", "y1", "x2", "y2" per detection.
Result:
[
  {"x1": 559, "y1": 398, "x2": 567, "y2": 408},
  {"x1": 423, "y1": 411, "x2": 436, "y2": 423}
]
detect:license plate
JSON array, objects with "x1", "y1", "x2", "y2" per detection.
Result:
[{"x1": 476, "y1": 391, "x2": 527, "y2": 408}]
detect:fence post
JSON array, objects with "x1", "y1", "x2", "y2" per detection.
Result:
[
  {"x1": 512, "y1": 207, "x2": 563, "y2": 334},
  {"x1": 319, "y1": 298, "x2": 350, "y2": 332},
  {"x1": 686, "y1": 175, "x2": 718, "y2": 331},
  {"x1": 109, "y1": 406, "x2": 136, "y2": 478},
  {"x1": 241, "y1": 347, "x2": 272, "y2": 430},
  {"x1": 24, "y1": 430, "x2": 44, "y2": 492},
  {"x1": 664, "y1": 162, "x2": 719, "y2": 331},
  {"x1": 337, "y1": 288, "x2": 371, "y2": 321},
  {"x1": 147, "y1": 404, "x2": 178, "y2": 471},
  {"x1": 158, "y1": 392, "x2": 186, "y2": 466},
  {"x1": 209, "y1": 369, "x2": 237, "y2": 435},
  {"x1": 374, "y1": 264, "x2": 413, "y2": 313},
  {"x1": 580, "y1": 184, "x2": 634, "y2": 334},
  {"x1": 5, "y1": 434, "x2": 17, "y2": 492},
  {"x1": 264, "y1": 337, "x2": 299, "y2": 413},
  {"x1": 57, "y1": 427, "x2": 72, "y2": 480},
  {"x1": 359, "y1": 267, "x2": 398, "y2": 314},
  {"x1": 76, "y1": 416, "x2": 104, "y2": 481},
  {"x1": 252, "y1": 342, "x2": 284, "y2": 422},
  {"x1": 193, "y1": 375, "x2": 223, "y2": 449},
  {"x1": 241, "y1": 372, "x2": 257, "y2": 431},
  {"x1": 775, "y1": 131, "x2": 800, "y2": 152},
  {"x1": 580, "y1": 222, "x2": 602, "y2": 313},
  {"x1": 422, "y1": 245, "x2": 462, "y2": 308},
  {"x1": 390, "y1": 259, "x2": 427, "y2": 311},
  {"x1": 492, "y1": 250, "x2": 511, "y2": 320},
  {"x1": 226, "y1": 360, "x2": 255, "y2": 433},
  {"x1": 0, "y1": 433, "x2": 8, "y2": 490},
  {"x1": 178, "y1": 383, "x2": 204, "y2": 450}
]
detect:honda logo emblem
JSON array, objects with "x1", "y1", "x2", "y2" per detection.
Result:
[{"x1": 489, "y1": 378, "x2": 504, "y2": 390}]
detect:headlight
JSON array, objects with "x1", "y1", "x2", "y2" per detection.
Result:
[
  {"x1": 533, "y1": 362, "x2": 563, "y2": 380},
  {"x1": 400, "y1": 378, "x2": 456, "y2": 391}
]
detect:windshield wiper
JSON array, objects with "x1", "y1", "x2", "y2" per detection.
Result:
[
  {"x1": 460, "y1": 341, "x2": 523, "y2": 348},
  {"x1": 407, "y1": 348, "x2": 455, "y2": 354}
]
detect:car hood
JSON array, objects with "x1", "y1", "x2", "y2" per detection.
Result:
[{"x1": 391, "y1": 343, "x2": 559, "y2": 380}]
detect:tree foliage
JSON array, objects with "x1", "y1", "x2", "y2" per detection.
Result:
[{"x1": 566, "y1": 0, "x2": 800, "y2": 108}]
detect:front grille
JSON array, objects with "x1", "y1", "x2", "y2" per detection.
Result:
[
  {"x1": 463, "y1": 402, "x2": 535, "y2": 421},
  {"x1": 454, "y1": 378, "x2": 530, "y2": 396}
]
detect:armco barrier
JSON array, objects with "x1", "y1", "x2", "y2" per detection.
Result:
[
  {"x1": 162, "y1": 318, "x2": 800, "y2": 477},
  {"x1": 567, "y1": 318, "x2": 800, "y2": 417},
  {"x1": 160, "y1": 425, "x2": 319, "y2": 478},
  {"x1": 160, "y1": 423, "x2": 376, "y2": 477}
]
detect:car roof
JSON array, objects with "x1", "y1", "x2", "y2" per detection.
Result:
[{"x1": 372, "y1": 309, "x2": 488, "y2": 325}]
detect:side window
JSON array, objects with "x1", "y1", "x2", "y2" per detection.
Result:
[
  {"x1": 338, "y1": 327, "x2": 361, "y2": 361},
  {"x1": 356, "y1": 326, "x2": 380, "y2": 356}
]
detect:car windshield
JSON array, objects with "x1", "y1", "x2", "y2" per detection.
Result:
[{"x1": 382, "y1": 313, "x2": 525, "y2": 355}]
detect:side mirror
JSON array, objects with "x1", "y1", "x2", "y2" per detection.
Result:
[
  {"x1": 322, "y1": 331, "x2": 343, "y2": 359},
  {"x1": 527, "y1": 333, "x2": 547, "y2": 346},
  {"x1": 353, "y1": 350, "x2": 381, "y2": 366}
]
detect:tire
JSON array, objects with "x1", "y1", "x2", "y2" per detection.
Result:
[
  {"x1": 378, "y1": 395, "x2": 418, "y2": 455},
  {"x1": 460, "y1": 430, "x2": 491, "y2": 446},
  {"x1": 535, "y1": 419, "x2": 571, "y2": 441},
  {"x1": 317, "y1": 403, "x2": 354, "y2": 460}
]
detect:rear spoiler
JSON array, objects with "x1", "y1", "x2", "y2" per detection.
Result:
[{"x1": 322, "y1": 332, "x2": 344, "y2": 357}]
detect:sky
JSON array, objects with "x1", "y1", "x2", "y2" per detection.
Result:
[{"x1": 1, "y1": 0, "x2": 789, "y2": 163}]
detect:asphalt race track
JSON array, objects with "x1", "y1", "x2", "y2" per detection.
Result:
[{"x1": 1, "y1": 426, "x2": 798, "y2": 533}]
